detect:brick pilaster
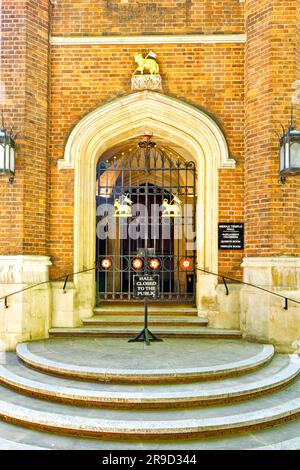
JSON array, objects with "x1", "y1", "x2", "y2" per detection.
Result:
[
  {"x1": 0, "y1": 0, "x2": 51, "y2": 255},
  {"x1": 244, "y1": 0, "x2": 300, "y2": 257}
]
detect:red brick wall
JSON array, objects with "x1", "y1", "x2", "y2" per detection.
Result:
[
  {"x1": 49, "y1": 43, "x2": 245, "y2": 278},
  {"x1": 6, "y1": 1, "x2": 300, "y2": 284},
  {"x1": 51, "y1": 0, "x2": 244, "y2": 36},
  {"x1": 0, "y1": 0, "x2": 50, "y2": 255},
  {"x1": 0, "y1": 0, "x2": 26, "y2": 255},
  {"x1": 244, "y1": 0, "x2": 300, "y2": 257}
]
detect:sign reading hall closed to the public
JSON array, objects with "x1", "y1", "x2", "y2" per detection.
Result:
[{"x1": 133, "y1": 275, "x2": 160, "y2": 299}]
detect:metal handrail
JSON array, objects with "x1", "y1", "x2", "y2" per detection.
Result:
[
  {"x1": 0, "y1": 263, "x2": 299, "y2": 311},
  {"x1": 0, "y1": 265, "x2": 99, "y2": 309},
  {"x1": 196, "y1": 267, "x2": 300, "y2": 310}
]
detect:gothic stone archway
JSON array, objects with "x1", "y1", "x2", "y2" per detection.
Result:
[{"x1": 59, "y1": 91, "x2": 235, "y2": 318}]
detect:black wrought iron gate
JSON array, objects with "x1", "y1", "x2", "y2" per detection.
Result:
[{"x1": 96, "y1": 137, "x2": 196, "y2": 304}]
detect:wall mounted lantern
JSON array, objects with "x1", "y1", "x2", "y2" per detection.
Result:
[
  {"x1": 279, "y1": 110, "x2": 300, "y2": 184},
  {"x1": 0, "y1": 112, "x2": 16, "y2": 184}
]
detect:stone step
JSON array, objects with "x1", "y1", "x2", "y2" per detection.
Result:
[
  {"x1": 0, "y1": 437, "x2": 46, "y2": 450},
  {"x1": 0, "y1": 354, "x2": 298, "y2": 408},
  {"x1": 16, "y1": 340, "x2": 274, "y2": 383},
  {"x1": 1, "y1": 412, "x2": 300, "y2": 449},
  {"x1": 82, "y1": 316, "x2": 209, "y2": 327},
  {"x1": 49, "y1": 326, "x2": 241, "y2": 339},
  {"x1": 253, "y1": 437, "x2": 300, "y2": 450},
  {"x1": 1, "y1": 370, "x2": 300, "y2": 438},
  {"x1": 93, "y1": 306, "x2": 199, "y2": 317}
]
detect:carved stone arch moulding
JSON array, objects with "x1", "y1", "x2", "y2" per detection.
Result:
[
  {"x1": 59, "y1": 91, "x2": 234, "y2": 171},
  {"x1": 59, "y1": 91, "x2": 235, "y2": 293}
]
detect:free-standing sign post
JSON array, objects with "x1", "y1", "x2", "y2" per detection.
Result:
[{"x1": 128, "y1": 274, "x2": 163, "y2": 346}]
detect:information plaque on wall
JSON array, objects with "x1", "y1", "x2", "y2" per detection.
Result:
[
  {"x1": 218, "y1": 223, "x2": 244, "y2": 250},
  {"x1": 133, "y1": 275, "x2": 160, "y2": 299}
]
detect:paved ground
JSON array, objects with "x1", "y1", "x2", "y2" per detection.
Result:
[{"x1": 22, "y1": 337, "x2": 266, "y2": 371}]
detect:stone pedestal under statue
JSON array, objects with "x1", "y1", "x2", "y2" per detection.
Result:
[{"x1": 131, "y1": 74, "x2": 162, "y2": 91}]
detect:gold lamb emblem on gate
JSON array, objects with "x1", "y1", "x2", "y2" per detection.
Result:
[
  {"x1": 162, "y1": 194, "x2": 182, "y2": 218},
  {"x1": 114, "y1": 194, "x2": 133, "y2": 218}
]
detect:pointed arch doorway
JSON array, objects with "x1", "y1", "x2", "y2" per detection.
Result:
[{"x1": 59, "y1": 91, "x2": 234, "y2": 317}]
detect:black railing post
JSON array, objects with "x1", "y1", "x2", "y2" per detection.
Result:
[
  {"x1": 63, "y1": 275, "x2": 69, "y2": 294},
  {"x1": 222, "y1": 277, "x2": 229, "y2": 296},
  {"x1": 4, "y1": 297, "x2": 8, "y2": 309},
  {"x1": 284, "y1": 298, "x2": 289, "y2": 310}
]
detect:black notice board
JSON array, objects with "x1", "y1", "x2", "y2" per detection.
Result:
[
  {"x1": 133, "y1": 275, "x2": 160, "y2": 299},
  {"x1": 218, "y1": 223, "x2": 244, "y2": 250}
]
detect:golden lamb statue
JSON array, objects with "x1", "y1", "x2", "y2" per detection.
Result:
[{"x1": 133, "y1": 51, "x2": 160, "y2": 75}]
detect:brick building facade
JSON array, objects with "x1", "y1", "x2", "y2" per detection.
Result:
[{"x1": 0, "y1": 0, "x2": 300, "y2": 352}]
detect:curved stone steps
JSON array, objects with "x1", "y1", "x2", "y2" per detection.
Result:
[
  {"x1": 16, "y1": 341, "x2": 274, "y2": 383},
  {"x1": 0, "y1": 354, "x2": 298, "y2": 408},
  {"x1": 49, "y1": 326, "x2": 242, "y2": 339},
  {"x1": 2, "y1": 373, "x2": 300, "y2": 438},
  {"x1": 1, "y1": 413, "x2": 300, "y2": 449}
]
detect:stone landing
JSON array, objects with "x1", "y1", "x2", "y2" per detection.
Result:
[{"x1": 0, "y1": 338, "x2": 299, "y2": 448}]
